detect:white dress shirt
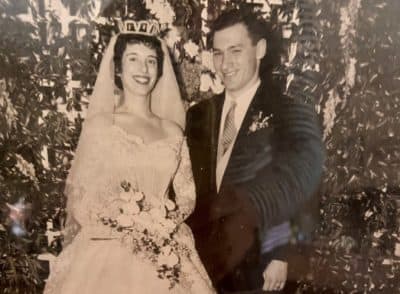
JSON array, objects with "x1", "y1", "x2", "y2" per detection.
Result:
[{"x1": 216, "y1": 79, "x2": 261, "y2": 191}]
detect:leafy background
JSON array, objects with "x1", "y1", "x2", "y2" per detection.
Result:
[{"x1": 0, "y1": 0, "x2": 399, "y2": 293}]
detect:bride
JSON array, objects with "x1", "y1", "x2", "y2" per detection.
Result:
[{"x1": 44, "y1": 20, "x2": 215, "y2": 293}]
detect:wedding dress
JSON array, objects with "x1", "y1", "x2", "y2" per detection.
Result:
[{"x1": 44, "y1": 116, "x2": 215, "y2": 293}]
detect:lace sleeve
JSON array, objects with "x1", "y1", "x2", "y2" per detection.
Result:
[{"x1": 171, "y1": 140, "x2": 196, "y2": 225}]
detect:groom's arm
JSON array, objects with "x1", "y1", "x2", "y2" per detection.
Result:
[
  {"x1": 245, "y1": 98, "x2": 324, "y2": 232},
  {"x1": 215, "y1": 97, "x2": 325, "y2": 233}
]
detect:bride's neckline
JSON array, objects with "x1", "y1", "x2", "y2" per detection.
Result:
[{"x1": 111, "y1": 124, "x2": 184, "y2": 146}]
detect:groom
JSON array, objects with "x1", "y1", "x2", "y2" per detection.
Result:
[{"x1": 186, "y1": 7, "x2": 324, "y2": 293}]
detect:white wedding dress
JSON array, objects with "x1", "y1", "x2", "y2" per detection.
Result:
[{"x1": 44, "y1": 116, "x2": 215, "y2": 294}]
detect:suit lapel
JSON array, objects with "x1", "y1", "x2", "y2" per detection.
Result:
[
  {"x1": 220, "y1": 82, "x2": 272, "y2": 188},
  {"x1": 237, "y1": 82, "x2": 271, "y2": 139},
  {"x1": 209, "y1": 94, "x2": 225, "y2": 191}
]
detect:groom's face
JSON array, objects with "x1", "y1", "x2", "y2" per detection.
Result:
[{"x1": 212, "y1": 23, "x2": 265, "y2": 96}]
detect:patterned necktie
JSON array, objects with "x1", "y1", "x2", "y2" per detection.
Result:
[{"x1": 221, "y1": 101, "x2": 237, "y2": 156}]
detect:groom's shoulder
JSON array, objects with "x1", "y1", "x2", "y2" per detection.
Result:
[
  {"x1": 188, "y1": 94, "x2": 223, "y2": 115},
  {"x1": 188, "y1": 98, "x2": 210, "y2": 113}
]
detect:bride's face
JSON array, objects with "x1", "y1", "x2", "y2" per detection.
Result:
[{"x1": 120, "y1": 43, "x2": 159, "y2": 97}]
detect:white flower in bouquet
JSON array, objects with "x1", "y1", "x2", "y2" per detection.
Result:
[
  {"x1": 116, "y1": 214, "x2": 133, "y2": 227},
  {"x1": 131, "y1": 190, "x2": 144, "y2": 201},
  {"x1": 161, "y1": 245, "x2": 173, "y2": 256},
  {"x1": 162, "y1": 219, "x2": 176, "y2": 231},
  {"x1": 118, "y1": 189, "x2": 131, "y2": 202},
  {"x1": 150, "y1": 207, "x2": 166, "y2": 219},
  {"x1": 158, "y1": 251, "x2": 179, "y2": 267},
  {"x1": 165, "y1": 252, "x2": 179, "y2": 267},
  {"x1": 123, "y1": 201, "x2": 140, "y2": 215}
]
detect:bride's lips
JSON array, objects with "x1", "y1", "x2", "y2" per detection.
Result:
[{"x1": 132, "y1": 75, "x2": 151, "y2": 85}]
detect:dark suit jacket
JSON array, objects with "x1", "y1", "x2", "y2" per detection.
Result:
[{"x1": 186, "y1": 80, "x2": 324, "y2": 285}]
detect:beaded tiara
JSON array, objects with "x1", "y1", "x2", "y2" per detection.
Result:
[{"x1": 117, "y1": 19, "x2": 161, "y2": 36}]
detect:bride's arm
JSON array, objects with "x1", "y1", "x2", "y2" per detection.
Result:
[{"x1": 170, "y1": 140, "x2": 196, "y2": 225}]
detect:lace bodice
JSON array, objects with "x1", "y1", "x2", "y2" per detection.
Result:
[{"x1": 65, "y1": 116, "x2": 195, "y2": 239}]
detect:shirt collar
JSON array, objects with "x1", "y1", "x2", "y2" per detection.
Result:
[
  {"x1": 224, "y1": 79, "x2": 261, "y2": 130},
  {"x1": 225, "y1": 78, "x2": 261, "y2": 107}
]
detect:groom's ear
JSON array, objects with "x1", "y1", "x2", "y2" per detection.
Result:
[{"x1": 256, "y1": 38, "x2": 267, "y2": 60}]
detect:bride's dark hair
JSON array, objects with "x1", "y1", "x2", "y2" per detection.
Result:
[{"x1": 113, "y1": 34, "x2": 164, "y2": 90}]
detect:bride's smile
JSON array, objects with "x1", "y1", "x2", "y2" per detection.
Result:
[{"x1": 132, "y1": 75, "x2": 151, "y2": 84}]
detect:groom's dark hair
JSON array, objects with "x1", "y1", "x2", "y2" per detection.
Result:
[
  {"x1": 209, "y1": 8, "x2": 270, "y2": 47},
  {"x1": 209, "y1": 7, "x2": 283, "y2": 84}
]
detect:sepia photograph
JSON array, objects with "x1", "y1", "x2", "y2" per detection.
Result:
[{"x1": 0, "y1": 0, "x2": 399, "y2": 293}]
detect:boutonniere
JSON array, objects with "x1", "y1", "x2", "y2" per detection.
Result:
[{"x1": 248, "y1": 111, "x2": 273, "y2": 134}]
